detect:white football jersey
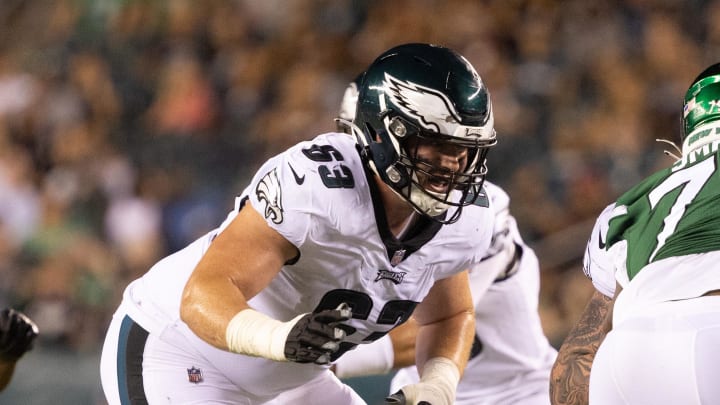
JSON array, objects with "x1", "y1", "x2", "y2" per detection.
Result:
[
  {"x1": 391, "y1": 182, "x2": 557, "y2": 405},
  {"x1": 119, "y1": 132, "x2": 496, "y2": 396},
  {"x1": 242, "y1": 133, "x2": 495, "y2": 346}
]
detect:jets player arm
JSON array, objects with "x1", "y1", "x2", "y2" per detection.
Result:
[
  {"x1": 549, "y1": 204, "x2": 620, "y2": 404},
  {"x1": 549, "y1": 288, "x2": 615, "y2": 405}
]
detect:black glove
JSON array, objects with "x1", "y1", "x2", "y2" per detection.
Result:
[
  {"x1": 385, "y1": 390, "x2": 431, "y2": 405},
  {"x1": 284, "y1": 303, "x2": 351, "y2": 364},
  {"x1": 0, "y1": 308, "x2": 39, "y2": 362}
]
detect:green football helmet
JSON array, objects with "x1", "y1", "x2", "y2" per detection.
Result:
[
  {"x1": 682, "y1": 63, "x2": 720, "y2": 154},
  {"x1": 350, "y1": 43, "x2": 496, "y2": 223}
]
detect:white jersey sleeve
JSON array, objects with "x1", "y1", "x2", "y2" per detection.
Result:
[
  {"x1": 465, "y1": 182, "x2": 519, "y2": 306},
  {"x1": 482, "y1": 181, "x2": 513, "y2": 259},
  {"x1": 239, "y1": 138, "x2": 322, "y2": 250},
  {"x1": 583, "y1": 203, "x2": 618, "y2": 298}
]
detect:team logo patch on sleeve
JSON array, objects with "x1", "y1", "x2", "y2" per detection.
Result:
[
  {"x1": 187, "y1": 366, "x2": 203, "y2": 384},
  {"x1": 256, "y1": 168, "x2": 284, "y2": 224},
  {"x1": 375, "y1": 269, "x2": 407, "y2": 285}
]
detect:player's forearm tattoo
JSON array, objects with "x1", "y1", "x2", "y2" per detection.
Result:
[{"x1": 549, "y1": 292, "x2": 613, "y2": 405}]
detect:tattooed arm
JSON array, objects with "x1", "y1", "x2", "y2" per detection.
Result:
[{"x1": 549, "y1": 289, "x2": 615, "y2": 405}]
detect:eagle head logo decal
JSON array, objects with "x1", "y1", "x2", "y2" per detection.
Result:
[
  {"x1": 256, "y1": 168, "x2": 284, "y2": 224},
  {"x1": 383, "y1": 72, "x2": 462, "y2": 134},
  {"x1": 381, "y1": 72, "x2": 493, "y2": 140}
]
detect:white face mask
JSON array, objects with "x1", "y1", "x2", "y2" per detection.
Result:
[
  {"x1": 381, "y1": 170, "x2": 453, "y2": 217},
  {"x1": 406, "y1": 181, "x2": 452, "y2": 217}
]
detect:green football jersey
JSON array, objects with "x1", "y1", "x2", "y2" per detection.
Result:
[{"x1": 606, "y1": 141, "x2": 720, "y2": 280}]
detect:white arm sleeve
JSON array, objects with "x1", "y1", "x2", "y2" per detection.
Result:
[
  {"x1": 333, "y1": 334, "x2": 394, "y2": 379},
  {"x1": 584, "y1": 204, "x2": 619, "y2": 298}
]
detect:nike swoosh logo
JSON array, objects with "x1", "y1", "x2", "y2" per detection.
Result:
[
  {"x1": 288, "y1": 162, "x2": 305, "y2": 185},
  {"x1": 597, "y1": 229, "x2": 606, "y2": 250}
]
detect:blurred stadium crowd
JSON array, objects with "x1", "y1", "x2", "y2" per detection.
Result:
[{"x1": 0, "y1": 0, "x2": 714, "y2": 372}]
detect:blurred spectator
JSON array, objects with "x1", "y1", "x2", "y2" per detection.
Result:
[{"x1": 0, "y1": 145, "x2": 41, "y2": 250}]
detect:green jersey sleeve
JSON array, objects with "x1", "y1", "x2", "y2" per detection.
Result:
[{"x1": 607, "y1": 147, "x2": 720, "y2": 280}]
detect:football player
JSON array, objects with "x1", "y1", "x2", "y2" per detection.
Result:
[
  {"x1": 323, "y1": 77, "x2": 557, "y2": 405},
  {"x1": 550, "y1": 63, "x2": 720, "y2": 404},
  {"x1": 0, "y1": 308, "x2": 39, "y2": 391},
  {"x1": 100, "y1": 43, "x2": 498, "y2": 405}
]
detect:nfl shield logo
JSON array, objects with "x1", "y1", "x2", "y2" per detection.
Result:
[
  {"x1": 187, "y1": 366, "x2": 203, "y2": 384},
  {"x1": 390, "y1": 249, "x2": 406, "y2": 266}
]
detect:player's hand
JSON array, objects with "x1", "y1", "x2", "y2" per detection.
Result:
[
  {"x1": 284, "y1": 303, "x2": 351, "y2": 364},
  {"x1": 0, "y1": 308, "x2": 39, "y2": 362},
  {"x1": 387, "y1": 357, "x2": 459, "y2": 405},
  {"x1": 385, "y1": 385, "x2": 444, "y2": 405}
]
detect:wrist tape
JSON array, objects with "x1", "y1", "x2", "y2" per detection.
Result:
[
  {"x1": 418, "y1": 356, "x2": 460, "y2": 404},
  {"x1": 225, "y1": 309, "x2": 305, "y2": 361}
]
